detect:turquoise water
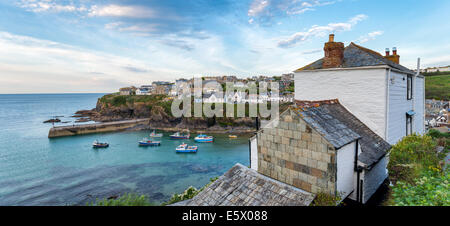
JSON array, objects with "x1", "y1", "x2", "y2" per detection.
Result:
[{"x1": 0, "y1": 94, "x2": 250, "y2": 205}]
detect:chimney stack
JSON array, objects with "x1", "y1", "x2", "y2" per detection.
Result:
[
  {"x1": 323, "y1": 34, "x2": 344, "y2": 69},
  {"x1": 384, "y1": 47, "x2": 400, "y2": 64}
]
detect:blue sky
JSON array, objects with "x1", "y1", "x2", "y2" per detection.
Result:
[{"x1": 0, "y1": 0, "x2": 449, "y2": 93}]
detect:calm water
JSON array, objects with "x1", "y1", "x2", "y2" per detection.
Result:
[{"x1": 0, "y1": 94, "x2": 250, "y2": 205}]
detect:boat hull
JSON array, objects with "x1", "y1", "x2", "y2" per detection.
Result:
[
  {"x1": 139, "y1": 142, "x2": 161, "y2": 146},
  {"x1": 93, "y1": 144, "x2": 109, "y2": 148},
  {"x1": 170, "y1": 136, "x2": 190, "y2": 139}
]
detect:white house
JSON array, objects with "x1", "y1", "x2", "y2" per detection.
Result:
[{"x1": 294, "y1": 35, "x2": 425, "y2": 145}]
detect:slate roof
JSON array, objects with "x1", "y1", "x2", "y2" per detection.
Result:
[
  {"x1": 293, "y1": 99, "x2": 391, "y2": 168},
  {"x1": 295, "y1": 42, "x2": 414, "y2": 74},
  {"x1": 178, "y1": 163, "x2": 315, "y2": 206}
]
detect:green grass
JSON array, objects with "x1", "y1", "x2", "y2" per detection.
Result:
[{"x1": 425, "y1": 74, "x2": 450, "y2": 100}]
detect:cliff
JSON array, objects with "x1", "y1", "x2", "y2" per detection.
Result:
[{"x1": 74, "y1": 93, "x2": 266, "y2": 133}]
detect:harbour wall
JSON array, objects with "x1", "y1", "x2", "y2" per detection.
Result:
[{"x1": 48, "y1": 119, "x2": 151, "y2": 138}]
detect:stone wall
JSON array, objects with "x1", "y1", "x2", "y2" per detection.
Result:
[{"x1": 257, "y1": 109, "x2": 337, "y2": 195}]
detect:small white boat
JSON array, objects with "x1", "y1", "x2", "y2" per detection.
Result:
[
  {"x1": 139, "y1": 138, "x2": 161, "y2": 146},
  {"x1": 170, "y1": 132, "x2": 190, "y2": 139},
  {"x1": 93, "y1": 140, "x2": 109, "y2": 148},
  {"x1": 194, "y1": 134, "x2": 214, "y2": 143},
  {"x1": 150, "y1": 130, "x2": 163, "y2": 138},
  {"x1": 176, "y1": 143, "x2": 198, "y2": 153}
]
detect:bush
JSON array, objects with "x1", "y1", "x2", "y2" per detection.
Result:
[
  {"x1": 311, "y1": 193, "x2": 341, "y2": 206},
  {"x1": 391, "y1": 169, "x2": 449, "y2": 206},
  {"x1": 87, "y1": 193, "x2": 153, "y2": 206},
  {"x1": 387, "y1": 134, "x2": 441, "y2": 183},
  {"x1": 111, "y1": 95, "x2": 127, "y2": 106},
  {"x1": 428, "y1": 129, "x2": 450, "y2": 139},
  {"x1": 387, "y1": 133, "x2": 449, "y2": 206},
  {"x1": 163, "y1": 177, "x2": 218, "y2": 205}
]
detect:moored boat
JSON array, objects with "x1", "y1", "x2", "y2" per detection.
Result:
[
  {"x1": 194, "y1": 134, "x2": 214, "y2": 143},
  {"x1": 228, "y1": 135, "x2": 237, "y2": 138},
  {"x1": 93, "y1": 140, "x2": 109, "y2": 148},
  {"x1": 176, "y1": 144, "x2": 198, "y2": 153},
  {"x1": 149, "y1": 130, "x2": 163, "y2": 138},
  {"x1": 169, "y1": 132, "x2": 190, "y2": 139},
  {"x1": 139, "y1": 138, "x2": 161, "y2": 146}
]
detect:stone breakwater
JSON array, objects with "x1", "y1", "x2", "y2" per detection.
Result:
[{"x1": 48, "y1": 119, "x2": 151, "y2": 138}]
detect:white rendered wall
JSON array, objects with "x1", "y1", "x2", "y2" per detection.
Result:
[
  {"x1": 336, "y1": 142, "x2": 356, "y2": 199},
  {"x1": 387, "y1": 70, "x2": 419, "y2": 144},
  {"x1": 295, "y1": 69, "x2": 387, "y2": 139},
  {"x1": 250, "y1": 136, "x2": 258, "y2": 171}
]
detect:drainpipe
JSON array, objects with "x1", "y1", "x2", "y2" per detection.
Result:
[{"x1": 385, "y1": 68, "x2": 391, "y2": 142}]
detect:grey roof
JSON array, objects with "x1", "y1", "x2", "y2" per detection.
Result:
[
  {"x1": 293, "y1": 100, "x2": 361, "y2": 149},
  {"x1": 293, "y1": 100, "x2": 391, "y2": 168},
  {"x1": 178, "y1": 163, "x2": 315, "y2": 206},
  {"x1": 295, "y1": 43, "x2": 414, "y2": 74}
]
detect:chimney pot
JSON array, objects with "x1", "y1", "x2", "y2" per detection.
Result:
[
  {"x1": 323, "y1": 35, "x2": 344, "y2": 69},
  {"x1": 329, "y1": 34, "x2": 335, "y2": 42},
  {"x1": 385, "y1": 48, "x2": 390, "y2": 56},
  {"x1": 392, "y1": 47, "x2": 397, "y2": 55}
]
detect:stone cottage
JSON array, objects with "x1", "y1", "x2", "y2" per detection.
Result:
[{"x1": 252, "y1": 99, "x2": 391, "y2": 203}]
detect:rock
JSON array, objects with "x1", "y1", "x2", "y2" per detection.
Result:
[{"x1": 43, "y1": 119, "x2": 61, "y2": 123}]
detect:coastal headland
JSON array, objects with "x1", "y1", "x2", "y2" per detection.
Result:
[{"x1": 47, "y1": 93, "x2": 283, "y2": 138}]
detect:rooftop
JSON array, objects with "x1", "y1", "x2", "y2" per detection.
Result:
[
  {"x1": 293, "y1": 99, "x2": 391, "y2": 168},
  {"x1": 177, "y1": 163, "x2": 315, "y2": 206},
  {"x1": 295, "y1": 42, "x2": 414, "y2": 74}
]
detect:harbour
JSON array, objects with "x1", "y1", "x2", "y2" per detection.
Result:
[{"x1": 0, "y1": 94, "x2": 250, "y2": 205}]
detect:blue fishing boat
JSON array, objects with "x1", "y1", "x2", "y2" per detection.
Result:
[
  {"x1": 176, "y1": 143, "x2": 198, "y2": 153},
  {"x1": 93, "y1": 140, "x2": 109, "y2": 148},
  {"x1": 139, "y1": 138, "x2": 161, "y2": 146},
  {"x1": 194, "y1": 134, "x2": 214, "y2": 143},
  {"x1": 169, "y1": 132, "x2": 190, "y2": 139}
]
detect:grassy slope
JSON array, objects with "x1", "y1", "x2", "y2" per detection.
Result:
[{"x1": 425, "y1": 74, "x2": 450, "y2": 100}]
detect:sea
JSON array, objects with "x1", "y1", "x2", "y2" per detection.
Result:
[{"x1": 0, "y1": 94, "x2": 250, "y2": 205}]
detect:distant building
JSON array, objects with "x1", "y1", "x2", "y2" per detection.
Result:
[{"x1": 119, "y1": 87, "x2": 132, "y2": 95}]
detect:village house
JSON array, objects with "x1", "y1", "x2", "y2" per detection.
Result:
[
  {"x1": 119, "y1": 87, "x2": 134, "y2": 95},
  {"x1": 294, "y1": 34, "x2": 425, "y2": 145},
  {"x1": 174, "y1": 34, "x2": 425, "y2": 206}
]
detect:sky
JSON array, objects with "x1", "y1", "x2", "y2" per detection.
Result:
[{"x1": 0, "y1": 0, "x2": 449, "y2": 93}]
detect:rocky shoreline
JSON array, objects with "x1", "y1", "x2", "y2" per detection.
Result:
[{"x1": 62, "y1": 95, "x2": 259, "y2": 134}]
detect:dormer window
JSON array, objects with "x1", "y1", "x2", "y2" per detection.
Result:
[{"x1": 407, "y1": 75, "x2": 413, "y2": 100}]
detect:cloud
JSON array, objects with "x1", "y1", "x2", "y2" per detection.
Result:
[
  {"x1": 277, "y1": 14, "x2": 368, "y2": 48},
  {"x1": 89, "y1": 4, "x2": 158, "y2": 18},
  {"x1": 356, "y1": 30, "x2": 384, "y2": 44},
  {"x1": 248, "y1": 0, "x2": 338, "y2": 24},
  {"x1": 18, "y1": 0, "x2": 87, "y2": 13},
  {"x1": 302, "y1": 49, "x2": 322, "y2": 54},
  {"x1": 248, "y1": 0, "x2": 270, "y2": 17}
]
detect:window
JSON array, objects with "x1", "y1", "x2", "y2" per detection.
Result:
[
  {"x1": 406, "y1": 114, "x2": 413, "y2": 136},
  {"x1": 407, "y1": 75, "x2": 413, "y2": 100}
]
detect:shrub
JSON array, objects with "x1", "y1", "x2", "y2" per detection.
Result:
[
  {"x1": 111, "y1": 95, "x2": 127, "y2": 106},
  {"x1": 391, "y1": 169, "x2": 449, "y2": 206},
  {"x1": 87, "y1": 193, "x2": 153, "y2": 206},
  {"x1": 163, "y1": 177, "x2": 218, "y2": 205},
  {"x1": 387, "y1": 134, "x2": 441, "y2": 184},
  {"x1": 311, "y1": 193, "x2": 342, "y2": 206},
  {"x1": 428, "y1": 129, "x2": 450, "y2": 139}
]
